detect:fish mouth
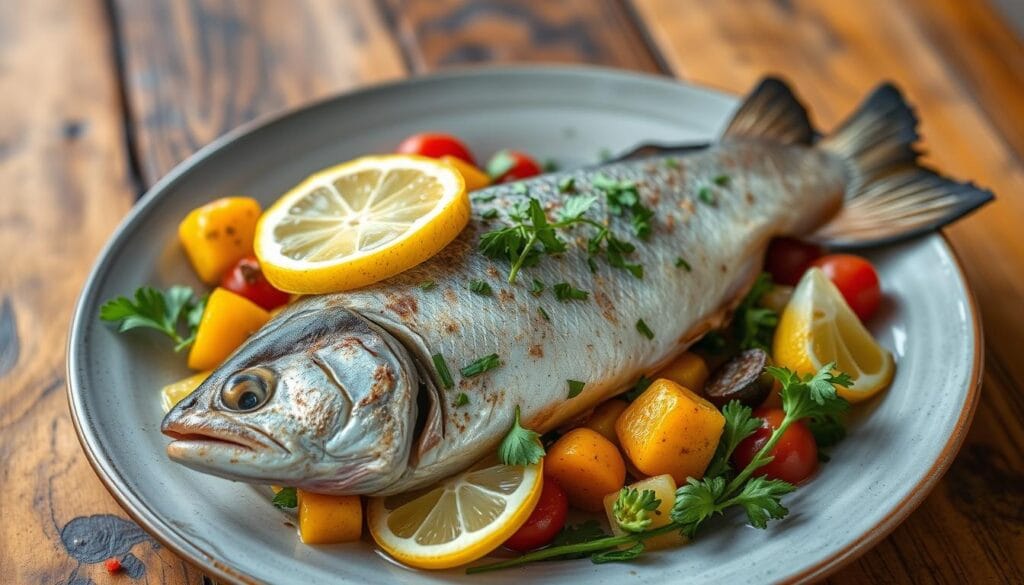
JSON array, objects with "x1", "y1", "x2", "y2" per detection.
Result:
[{"x1": 162, "y1": 419, "x2": 287, "y2": 458}]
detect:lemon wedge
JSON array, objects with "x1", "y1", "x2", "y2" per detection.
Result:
[
  {"x1": 773, "y1": 268, "x2": 894, "y2": 402},
  {"x1": 255, "y1": 155, "x2": 468, "y2": 293},
  {"x1": 160, "y1": 371, "x2": 211, "y2": 413},
  {"x1": 367, "y1": 459, "x2": 543, "y2": 570}
]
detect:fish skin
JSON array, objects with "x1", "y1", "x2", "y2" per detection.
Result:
[{"x1": 162, "y1": 141, "x2": 847, "y2": 495}]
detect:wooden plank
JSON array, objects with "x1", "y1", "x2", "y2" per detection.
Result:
[
  {"x1": 112, "y1": 0, "x2": 408, "y2": 185},
  {"x1": 0, "y1": 1, "x2": 204, "y2": 583},
  {"x1": 379, "y1": 0, "x2": 664, "y2": 72},
  {"x1": 628, "y1": 0, "x2": 1024, "y2": 582}
]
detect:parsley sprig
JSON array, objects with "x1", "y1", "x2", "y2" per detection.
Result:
[
  {"x1": 469, "y1": 363, "x2": 851, "y2": 573},
  {"x1": 99, "y1": 286, "x2": 206, "y2": 351},
  {"x1": 479, "y1": 192, "x2": 643, "y2": 283},
  {"x1": 498, "y1": 406, "x2": 544, "y2": 466}
]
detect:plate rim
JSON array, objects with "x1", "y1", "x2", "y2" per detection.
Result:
[{"x1": 65, "y1": 64, "x2": 983, "y2": 585}]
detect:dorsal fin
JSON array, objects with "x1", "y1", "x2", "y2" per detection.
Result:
[{"x1": 722, "y1": 77, "x2": 815, "y2": 145}]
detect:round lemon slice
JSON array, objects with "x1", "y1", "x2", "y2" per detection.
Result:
[
  {"x1": 367, "y1": 459, "x2": 543, "y2": 570},
  {"x1": 773, "y1": 268, "x2": 894, "y2": 403},
  {"x1": 255, "y1": 155, "x2": 468, "y2": 293}
]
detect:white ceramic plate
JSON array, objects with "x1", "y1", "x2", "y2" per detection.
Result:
[{"x1": 67, "y1": 67, "x2": 981, "y2": 584}]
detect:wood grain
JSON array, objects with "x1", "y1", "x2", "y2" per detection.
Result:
[
  {"x1": 630, "y1": 0, "x2": 1024, "y2": 582},
  {"x1": 111, "y1": 0, "x2": 408, "y2": 185},
  {"x1": 0, "y1": 0, "x2": 200, "y2": 583}
]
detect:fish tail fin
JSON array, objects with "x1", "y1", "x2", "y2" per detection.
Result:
[
  {"x1": 722, "y1": 76, "x2": 815, "y2": 145},
  {"x1": 814, "y1": 83, "x2": 993, "y2": 248}
]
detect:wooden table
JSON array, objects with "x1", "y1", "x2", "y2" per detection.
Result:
[{"x1": 2, "y1": 1, "x2": 1021, "y2": 583}]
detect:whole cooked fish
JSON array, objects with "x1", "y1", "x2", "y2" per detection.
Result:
[{"x1": 162, "y1": 78, "x2": 991, "y2": 495}]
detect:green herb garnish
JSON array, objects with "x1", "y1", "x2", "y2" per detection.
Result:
[
  {"x1": 472, "y1": 192, "x2": 497, "y2": 203},
  {"x1": 553, "y1": 282, "x2": 589, "y2": 302},
  {"x1": 734, "y1": 273, "x2": 779, "y2": 350},
  {"x1": 418, "y1": 280, "x2": 437, "y2": 291},
  {"x1": 498, "y1": 405, "x2": 544, "y2": 466},
  {"x1": 453, "y1": 393, "x2": 470, "y2": 407},
  {"x1": 529, "y1": 279, "x2": 545, "y2": 296},
  {"x1": 469, "y1": 279, "x2": 493, "y2": 296},
  {"x1": 635, "y1": 318, "x2": 654, "y2": 340},
  {"x1": 567, "y1": 379, "x2": 586, "y2": 399},
  {"x1": 697, "y1": 186, "x2": 715, "y2": 206},
  {"x1": 675, "y1": 257, "x2": 692, "y2": 271},
  {"x1": 558, "y1": 177, "x2": 576, "y2": 193},
  {"x1": 481, "y1": 208, "x2": 499, "y2": 220},
  {"x1": 713, "y1": 174, "x2": 730, "y2": 186},
  {"x1": 593, "y1": 174, "x2": 653, "y2": 239},
  {"x1": 432, "y1": 353, "x2": 454, "y2": 389},
  {"x1": 99, "y1": 286, "x2": 206, "y2": 351},
  {"x1": 537, "y1": 306, "x2": 550, "y2": 321},
  {"x1": 665, "y1": 158, "x2": 680, "y2": 169},
  {"x1": 543, "y1": 159, "x2": 559, "y2": 172},
  {"x1": 460, "y1": 353, "x2": 502, "y2": 377},
  {"x1": 486, "y1": 150, "x2": 517, "y2": 179},
  {"x1": 272, "y1": 487, "x2": 297, "y2": 509},
  {"x1": 613, "y1": 488, "x2": 661, "y2": 532},
  {"x1": 624, "y1": 375, "x2": 652, "y2": 401}
]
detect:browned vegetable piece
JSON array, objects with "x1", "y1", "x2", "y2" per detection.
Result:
[{"x1": 703, "y1": 348, "x2": 774, "y2": 407}]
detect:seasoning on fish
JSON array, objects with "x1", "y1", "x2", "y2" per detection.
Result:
[{"x1": 162, "y1": 77, "x2": 993, "y2": 496}]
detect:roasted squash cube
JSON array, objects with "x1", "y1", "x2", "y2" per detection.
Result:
[{"x1": 298, "y1": 491, "x2": 363, "y2": 544}]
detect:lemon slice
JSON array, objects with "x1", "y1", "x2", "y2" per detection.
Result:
[
  {"x1": 367, "y1": 459, "x2": 543, "y2": 570},
  {"x1": 255, "y1": 155, "x2": 468, "y2": 293},
  {"x1": 773, "y1": 268, "x2": 894, "y2": 402}
]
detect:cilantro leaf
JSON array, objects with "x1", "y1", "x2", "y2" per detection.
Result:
[
  {"x1": 567, "y1": 379, "x2": 586, "y2": 399},
  {"x1": 498, "y1": 405, "x2": 544, "y2": 466},
  {"x1": 671, "y1": 476, "x2": 728, "y2": 537},
  {"x1": 556, "y1": 195, "x2": 598, "y2": 222},
  {"x1": 99, "y1": 285, "x2": 204, "y2": 351},
  {"x1": 705, "y1": 400, "x2": 763, "y2": 478},
  {"x1": 808, "y1": 414, "x2": 846, "y2": 449},
  {"x1": 732, "y1": 476, "x2": 794, "y2": 529},
  {"x1": 272, "y1": 487, "x2": 297, "y2": 509},
  {"x1": 769, "y1": 362, "x2": 851, "y2": 421}
]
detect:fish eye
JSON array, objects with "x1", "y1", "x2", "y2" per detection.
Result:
[{"x1": 221, "y1": 372, "x2": 272, "y2": 412}]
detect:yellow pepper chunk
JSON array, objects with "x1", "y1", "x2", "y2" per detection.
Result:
[
  {"x1": 178, "y1": 197, "x2": 262, "y2": 284},
  {"x1": 160, "y1": 371, "x2": 211, "y2": 412},
  {"x1": 441, "y1": 155, "x2": 490, "y2": 192},
  {"x1": 603, "y1": 474, "x2": 687, "y2": 550},
  {"x1": 187, "y1": 288, "x2": 270, "y2": 370},
  {"x1": 298, "y1": 490, "x2": 363, "y2": 544},
  {"x1": 584, "y1": 399, "x2": 629, "y2": 446},
  {"x1": 654, "y1": 352, "x2": 709, "y2": 394},
  {"x1": 615, "y1": 378, "x2": 725, "y2": 484}
]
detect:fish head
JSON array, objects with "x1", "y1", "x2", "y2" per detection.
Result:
[{"x1": 161, "y1": 304, "x2": 418, "y2": 494}]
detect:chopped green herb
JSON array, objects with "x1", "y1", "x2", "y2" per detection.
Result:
[
  {"x1": 695, "y1": 330, "x2": 728, "y2": 354},
  {"x1": 498, "y1": 405, "x2": 544, "y2": 465},
  {"x1": 587, "y1": 257, "x2": 598, "y2": 273},
  {"x1": 471, "y1": 192, "x2": 497, "y2": 203},
  {"x1": 624, "y1": 375, "x2": 653, "y2": 401},
  {"x1": 529, "y1": 278, "x2": 545, "y2": 296},
  {"x1": 593, "y1": 174, "x2": 653, "y2": 239},
  {"x1": 537, "y1": 306, "x2": 550, "y2": 321},
  {"x1": 99, "y1": 285, "x2": 205, "y2": 352},
  {"x1": 567, "y1": 379, "x2": 586, "y2": 399},
  {"x1": 543, "y1": 159, "x2": 559, "y2": 172},
  {"x1": 432, "y1": 353, "x2": 454, "y2": 389},
  {"x1": 486, "y1": 150, "x2": 517, "y2": 179},
  {"x1": 461, "y1": 353, "x2": 502, "y2": 377},
  {"x1": 272, "y1": 487, "x2": 297, "y2": 509},
  {"x1": 734, "y1": 273, "x2": 779, "y2": 350},
  {"x1": 553, "y1": 282, "x2": 589, "y2": 302},
  {"x1": 665, "y1": 158, "x2": 680, "y2": 169},
  {"x1": 697, "y1": 186, "x2": 716, "y2": 205},
  {"x1": 675, "y1": 257, "x2": 692, "y2": 271},
  {"x1": 453, "y1": 393, "x2": 470, "y2": 407},
  {"x1": 636, "y1": 319, "x2": 654, "y2": 340},
  {"x1": 481, "y1": 208, "x2": 499, "y2": 220},
  {"x1": 713, "y1": 174, "x2": 730, "y2": 186},
  {"x1": 512, "y1": 183, "x2": 529, "y2": 195},
  {"x1": 558, "y1": 176, "x2": 576, "y2": 193},
  {"x1": 469, "y1": 279, "x2": 493, "y2": 296},
  {"x1": 417, "y1": 280, "x2": 437, "y2": 291}
]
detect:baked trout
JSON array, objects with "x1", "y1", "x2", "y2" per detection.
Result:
[{"x1": 162, "y1": 78, "x2": 991, "y2": 495}]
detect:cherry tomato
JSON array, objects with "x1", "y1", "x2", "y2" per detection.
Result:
[
  {"x1": 811, "y1": 254, "x2": 881, "y2": 321},
  {"x1": 764, "y1": 237, "x2": 824, "y2": 286},
  {"x1": 220, "y1": 256, "x2": 290, "y2": 311},
  {"x1": 504, "y1": 478, "x2": 568, "y2": 552},
  {"x1": 488, "y1": 150, "x2": 542, "y2": 183},
  {"x1": 732, "y1": 408, "x2": 818, "y2": 485},
  {"x1": 395, "y1": 132, "x2": 476, "y2": 165}
]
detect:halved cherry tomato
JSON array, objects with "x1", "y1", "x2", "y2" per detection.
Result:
[
  {"x1": 487, "y1": 150, "x2": 542, "y2": 183},
  {"x1": 764, "y1": 237, "x2": 824, "y2": 286},
  {"x1": 220, "y1": 256, "x2": 290, "y2": 311},
  {"x1": 503, "y1": 478, "x2": 568, "y2": 552},
  {"x1": 732, "y1": 407, "x2": 818, "y2": 485},
  {"x1": 811, "y1": 254, "x2": 881, "y2": 321},
  {"x1": 395, "y1": 132, "x2": 476, "y2": 166}
]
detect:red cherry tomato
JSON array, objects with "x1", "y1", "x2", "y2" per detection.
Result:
[
  {"x1": 764, "y1": 237, "x2": 824, "y2": 286},
  {"x1": 488, "y1": 150, "x2": 543, "y2": 183},
  {"x1": 220, "y1": 256, "x2": 290, "y2": 311},
  {"x1": 504, "y1": 478, "x2": 568, "y2": 552},
  {"x1": 811, "y1": 254, "x2": 881, "y2": 321},
  {"x1": 395, "y1": 132, "x2": 476, "y2": 165},
  {"x1": 732, "y1": 408, "x2": 818, "y2": 485}
]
